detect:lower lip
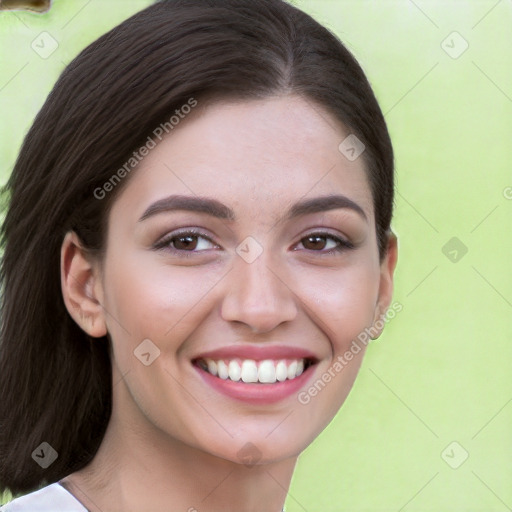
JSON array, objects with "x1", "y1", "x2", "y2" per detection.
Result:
[{"x1": 194, "y1": 363, "x2": 316, "y2": 404}]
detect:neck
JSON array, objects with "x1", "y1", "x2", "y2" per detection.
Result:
[{"x1": 61, "y1": 367, "x2": 295, "y2": 512}]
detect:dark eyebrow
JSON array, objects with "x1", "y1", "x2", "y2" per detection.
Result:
[
  {"x1": 139, "y1": 195, "x2": 235, "y2": 222},
  {"x1": 138, "y1": 194, "x2": 367, "y2": 223},
  {"x1": 283, "y1": 194, "x2": 367, "y2": 222}
]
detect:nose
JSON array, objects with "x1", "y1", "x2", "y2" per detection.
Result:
[{"x1": 220, "y1": 251, "x2": 298, "y2": 334}]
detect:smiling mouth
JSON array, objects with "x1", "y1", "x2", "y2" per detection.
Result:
[{"x1": 194, "y1": 357, "x2": 316, "y2": 384}]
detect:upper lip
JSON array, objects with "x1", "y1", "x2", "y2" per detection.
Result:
[{"x1": 192, "y1": 345, "x2": 319, "y2": 362}]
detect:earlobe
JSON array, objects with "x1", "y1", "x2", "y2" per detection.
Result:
[
  {"x1": 371, "y1": 232, "x2": 398, "y2": 339},
  {"x1": 60, "y1": 231, "x2": 107, "y2": 338}
]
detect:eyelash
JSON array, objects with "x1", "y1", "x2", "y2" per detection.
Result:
[{"x1": 154, "y1": 229, "x2": 354, "y2": 258}]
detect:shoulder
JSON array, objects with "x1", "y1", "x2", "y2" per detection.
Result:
[{"x1": 0, "y1": 482, "x2": 87, "y2": 512}]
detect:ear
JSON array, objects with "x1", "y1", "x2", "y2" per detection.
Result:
[
  {"x1": 371, "y1": 232, "x2": 398, "y2": 337},
  {"x1": 60, "y1": 231, "x2": 107, "y2": 338}
]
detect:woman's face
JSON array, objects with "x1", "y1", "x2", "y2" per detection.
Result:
[{"x1": 91, "y1": 95, "x2": 396, "y2": 465}]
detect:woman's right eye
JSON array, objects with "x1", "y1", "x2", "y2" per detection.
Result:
[{"x1": 154, "y1": 230, "x2": 219, "y2": 255}]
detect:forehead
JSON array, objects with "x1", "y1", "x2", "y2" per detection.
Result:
[{"x1": 110, "y1": 95, "x2": 374, "y2": 225}]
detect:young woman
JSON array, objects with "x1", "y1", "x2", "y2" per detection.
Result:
[{"x1": 0, "y1": 0, "x2": 397, "y2": 510}]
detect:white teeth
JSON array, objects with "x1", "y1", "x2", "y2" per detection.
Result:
[
  {"x1": 228, "y1": 360, "x2": 241, "y2": 382},
  {"x1": 275, "y1": 361, "x2": 288, "y2": 382},
  {"x1": 207, "y1": 359, "x2": 217, "y2": 377},
  {"x1": 258, "y1": 360, "x2": 276, "y2": 383},
  {"x1": 241, "y1": 360, "x2": 258, "y2": 383},
  {"x1": 287, "y1": 360, "x2": 297, "y2": 379},
  {"x1": 199, "y1": 357, "x2": 310, "y2": 383},
  {"x1": 217, "y1": 360, "x2": 228, "y2": 380}
]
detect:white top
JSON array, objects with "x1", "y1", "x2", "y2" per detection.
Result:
[{"x1": 0, "y1": 482, "x2": 87, "y2": 511}]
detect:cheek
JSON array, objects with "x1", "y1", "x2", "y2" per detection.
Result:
[
  {"x1": 292, "y1": 260, "x2": 380, "y2": 352},
  {"x1": 102, "y1": 251, "x2": 227, "y2": 360}
]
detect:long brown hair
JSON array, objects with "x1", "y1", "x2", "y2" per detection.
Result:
[{"x1": 0, "y1": 0, "x2": 394, "y2": 495}]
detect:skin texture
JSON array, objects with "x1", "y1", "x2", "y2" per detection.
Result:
[{"x1": 60, "y1": 94, "x2": 397, "y2": 512}]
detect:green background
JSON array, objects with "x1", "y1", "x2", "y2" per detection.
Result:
[{"x1": 1, "y1": 0, "x2": 511, "y2": 510}]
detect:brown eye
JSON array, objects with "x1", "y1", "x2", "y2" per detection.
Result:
[
  {"x1": 296, "y1": 233, "x2": 353, "y2": 254},
  {"x1": 173, "y1": 234, "x2": 199, "y2": 251},
  {"x1": 302, "y1": 235, "x2": 329, "y2": 251},
  {"x1": 154, "y1": 230, "x2": 218, "y2": 255}
]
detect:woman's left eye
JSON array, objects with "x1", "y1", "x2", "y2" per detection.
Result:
[{"x1": 295, "y1": 233, "x2": 353, "y2": 253}]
